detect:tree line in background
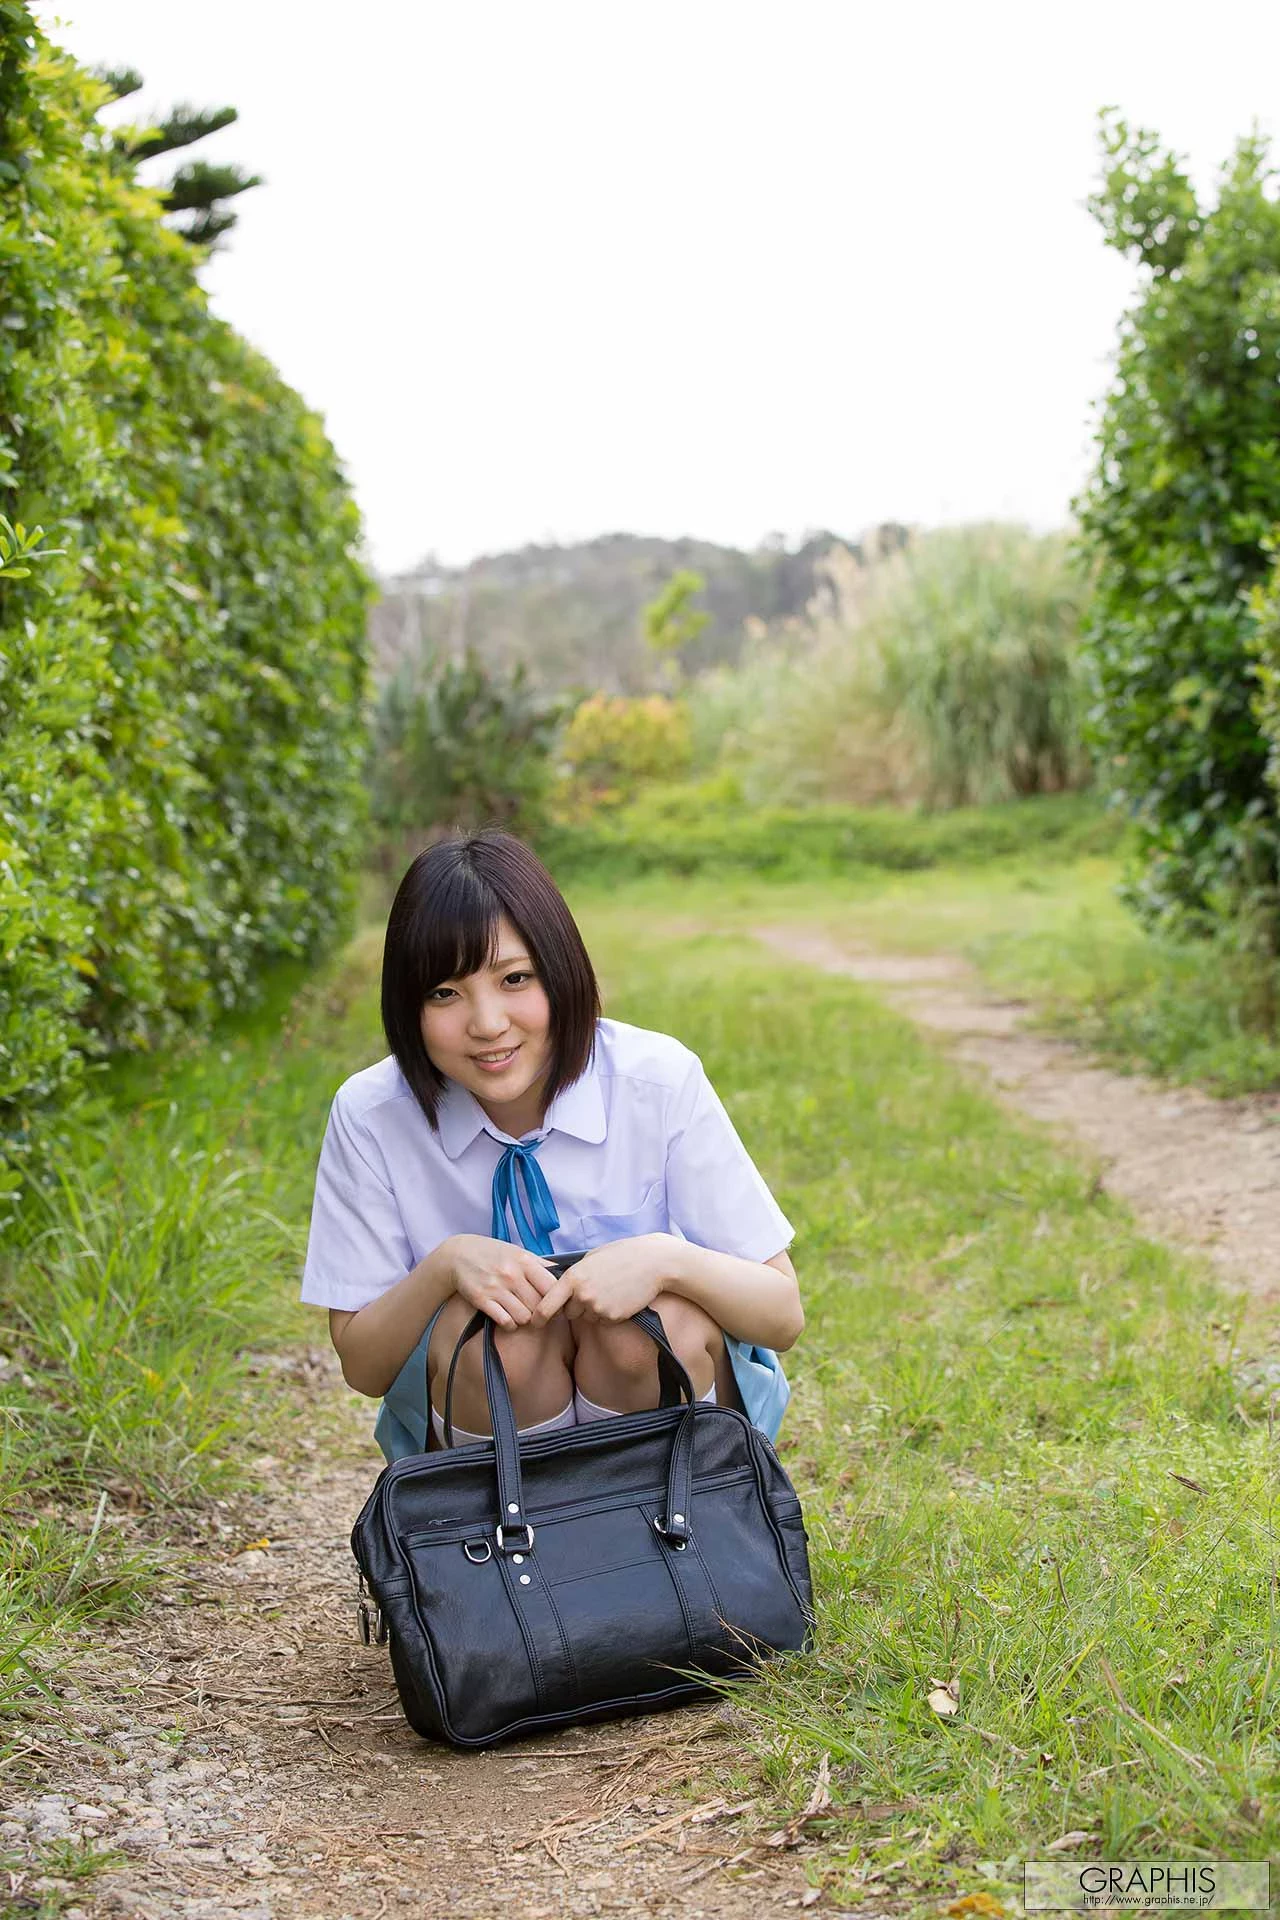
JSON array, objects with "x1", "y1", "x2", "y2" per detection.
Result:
[
  {"x1": 0, "y1": 9, "x2": 372, "y2": 1193},
  {"x1": 368, "y1": 527, "x2": 907, "y2": 693},
  {"x1": 366, "y1": 522, "x2": 1092, "y2": 860}
]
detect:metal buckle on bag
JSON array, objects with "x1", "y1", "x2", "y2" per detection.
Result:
[
  {"x1": 463, "y1": 1538, "x2": 493, "y2": 1564},
  {"x1": 495, "y1": 1522, "x2": 535, "y2": 1555},
  {"x1": 358, "y1": 1600, "x2": 389, "y2": 1644},
  {"x1": 653, "y1": 1513, "x2": 689, "y2": 1550}
]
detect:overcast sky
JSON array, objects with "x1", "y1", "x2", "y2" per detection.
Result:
[{"x1": 35, "y1": 1, "x2": 1280, "y2": 576}]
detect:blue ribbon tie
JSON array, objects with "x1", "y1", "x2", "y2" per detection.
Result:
[{"x1": 490, "y1": 1139, "x2": 560, "y2": 1254}]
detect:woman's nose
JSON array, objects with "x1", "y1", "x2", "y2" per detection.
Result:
[{"x1": 467, "y1": 991, "x2": 510, "y2": 1038}]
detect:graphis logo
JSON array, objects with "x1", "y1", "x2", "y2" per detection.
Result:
[
  {"x1": 1024, "y1": 1861, "x2": 1270, "y2": 1911},
  {"x1": 1082, "y1": 1867, "x2": 1215, "y2": 1906}
]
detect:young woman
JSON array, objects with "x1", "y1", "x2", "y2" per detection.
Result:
[{"x1": 300, "y1": 830, "x2": 803, "y2": 1462}]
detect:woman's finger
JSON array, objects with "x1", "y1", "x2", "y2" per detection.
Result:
[
  {"x1": 493, "y1": 1287, "x2": 532, "y2": 1325},
  {"x1": 522, "y1": 1255, "x2": 560, "y2": 1297},
  {"x1": 502, "y1": 1270, "x2": 545, "y2": 1316},
  {"x1": 530, "y1": 1271, "x2": 576, "y2": 1323}
]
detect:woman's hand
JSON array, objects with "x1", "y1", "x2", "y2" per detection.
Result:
[
  {"x1": 445, "y1": 1234, "x2": 558, "y2": 1330},
  {"x1": 535, "y1": 1234, "x2": 673, "y2": 1325}
]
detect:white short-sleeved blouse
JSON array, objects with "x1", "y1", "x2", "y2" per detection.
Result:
[
  {"x1": 301, "y1": 1016, "x2": 793, "y2": 1305},
  {"x1": 299, "y1": 1015, "x2": 796, "y2": 1454}
]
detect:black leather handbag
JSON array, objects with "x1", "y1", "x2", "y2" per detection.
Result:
[{"x1": 350, "y1": 1256, "x2": 814, "y2": 1749}]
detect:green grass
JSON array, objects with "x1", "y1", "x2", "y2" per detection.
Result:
[
  {"x1": 566, "y1": 853, "x2": 1280, "y2": 1096},
  {"x1": 536, "y1": 787, "x2": 1123, "y2": 884},
  {"x1": 574, "y1": 905, "x2": 1280, "y2": 1905},
  {"x1": 0, "y1": 1837, "x2": 126, "y2": 1918}
]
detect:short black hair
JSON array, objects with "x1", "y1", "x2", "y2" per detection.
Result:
[{"x1": 380, "y1": 830, "x2": 602, "y2": 1130}]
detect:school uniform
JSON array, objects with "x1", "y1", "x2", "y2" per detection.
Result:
[{"x1": 299, "y1": 1015, "x2": 796, "y2": 1464}]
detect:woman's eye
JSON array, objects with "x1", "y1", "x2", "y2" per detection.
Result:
[
  {"x1": 505, "y1": 971, "x2": 534, "y2": 986},
  {"x1": 426, "y1": 987, "x2": 455, "y2": 1003}
]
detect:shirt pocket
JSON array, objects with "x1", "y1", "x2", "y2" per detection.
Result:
[{"x1": 578, "y1": 1179, "x2": 668, "y2": 1249}]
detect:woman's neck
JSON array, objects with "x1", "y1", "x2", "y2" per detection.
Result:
[{"x1": 477, "y1": 1085, "x2": 547, "y2": 1141}]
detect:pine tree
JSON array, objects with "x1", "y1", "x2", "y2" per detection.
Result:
[{"x1": 91, "y1": 69, "x2": 262, "y2": 249}]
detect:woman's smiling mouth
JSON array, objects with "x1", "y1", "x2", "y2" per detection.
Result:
[{"x1": 472, "y1": 1045, "x2": 520, "y2": 1071}]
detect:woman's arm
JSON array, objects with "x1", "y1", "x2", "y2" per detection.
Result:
[
  {"x1": 328, "y1": 1235, "x2": 563, "y2": 1398},
  {"x1": 668, "y1": 1243, "x2": 803, "y2": 1351},
  {"x1": 328, "y1": 1240, "x2": 459, "y2": 1399}
]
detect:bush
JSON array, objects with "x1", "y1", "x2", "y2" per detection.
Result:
[
  {"x1": 554, "y1": 692, "x2": 692, "y2": 818},
  {"x1": 866, "y1": 527, "x2": 1091, "y2": 805},
  {"x1": 684, "y1": 526, "x2": 1091, "y2": 810},
  {"x1": 0, "y1": 15, "x2": 372, "y2": 1192},
  {"x1": 1075, "y1": 111, "x2": 1280, "y2": 942},
  {"x1": 368, "y1": 650, "x2": 566, "y2": 850}
]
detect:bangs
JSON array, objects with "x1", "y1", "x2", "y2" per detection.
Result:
[{"x1": 406, "y1": 861, "x2": 505, "y2": 998}]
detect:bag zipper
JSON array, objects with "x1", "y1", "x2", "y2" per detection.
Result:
[
  {"x1": 377, "y1": 1398, "x2": 746, "y2": 1499},
  {"x1": 397, "y1": 1464, "x2": 756, "y2": 1550}
]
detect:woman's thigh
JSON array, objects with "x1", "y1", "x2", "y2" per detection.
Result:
[
  {"x1": 571, "y1": 1292, "x2": 724, "y2": 1411},
  {"x1": 426, "y1": 1296, "x2": 576, "y2": 1435}
]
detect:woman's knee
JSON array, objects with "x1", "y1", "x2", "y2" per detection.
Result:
[
  {"x1": 492, "y1": 1315, "x2": 574, "y2": 1396},
  {"x1": 428, "y1": 1301, "x2": 572, "y2": 1422},
  {"x1": 651, "y1": 1291, "x2": 722, "y2": 1388},
  {"x1": 575, "y1": 1293, "x2": 720, "y2": 1402}
]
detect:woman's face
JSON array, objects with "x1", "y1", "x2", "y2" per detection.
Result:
[{"x1": 419, "y1": 912, "x2": 554, "y2": 1123}]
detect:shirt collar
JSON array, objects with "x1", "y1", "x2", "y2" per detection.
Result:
[{"x1": 434, "y1": 1045, "x2": 606, "y2": 1160}]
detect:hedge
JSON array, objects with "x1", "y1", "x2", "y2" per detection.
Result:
[
  {"x1": 537, "y1": 788, "x2": 1124, "y2": 884},
  {"x1": 0, "y1": 13, "x2": 373, "y2": 1190}
]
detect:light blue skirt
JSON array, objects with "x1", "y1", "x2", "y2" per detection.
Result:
[{"x1": 372, "y1": 1308, "x2": 790, "y2": 1466}]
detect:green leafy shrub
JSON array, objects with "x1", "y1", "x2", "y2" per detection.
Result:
[
  {"x1": 1076, "y1": 111, "x2": 1280, "y2": 943},
  {"x1": 641, "y1": 568, "x2": 710, "y2": 670},
  {"x1": 368, "y1": 649, "x2": 566, "y2": 852},
  {"x1": 554, "y1": 692, "x2": 692, "y2": 818},
  {"x1": 0, "y1": 14, "x2": 372, "y2": 1191}
]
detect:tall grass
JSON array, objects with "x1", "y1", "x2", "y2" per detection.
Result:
[
  {"x1": 0, "y1": 939, "x2": 387, "y2": 1747},
  {"x1": 685, "y1": 524, "x2": 1093, "y2": 810}
]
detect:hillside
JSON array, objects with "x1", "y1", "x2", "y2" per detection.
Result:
[{"x1": 368, "y1": 526, "x2": 908, "y2": 692}]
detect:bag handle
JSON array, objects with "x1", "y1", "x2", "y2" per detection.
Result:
[
  {"x1": 441, "y1": 1251, "x2": 691, "y2": 1445},
  {"x1": 442, "y1": 1258, "x2": 702, "y2": 1553},
  {"x1": 449, "y1": 1310, "x2": 701, "y2": 1554}
]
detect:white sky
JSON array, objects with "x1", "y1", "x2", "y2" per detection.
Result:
[{"x1": 36, "y1": 1, "x2": 1280, "y2": 575}]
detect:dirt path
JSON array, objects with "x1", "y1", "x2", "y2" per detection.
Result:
[
  {"x1": 3, "y1": 1366, "x2": 815, "y2": 1920},
  {"x1": 752, "y1": 924, "x2": 1280, "y2": 1304}
]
